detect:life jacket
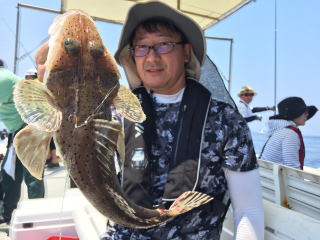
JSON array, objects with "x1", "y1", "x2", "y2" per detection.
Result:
[
  {"x1": 121, "y1": 79, "x2": 212, "y2": 208},
  {"x1": 286, "y1": 126, "x2": 305, "y2": 170}
]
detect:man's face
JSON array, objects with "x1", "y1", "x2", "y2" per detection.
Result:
[
  {"x1": 132, "y1": 26, "x2": 191, "y2": 94},
  {"x1": 25, "y1": 75, "x2": 36, "y2": 80},
  {"x1": 240, "y1": 93, "x2": 254, "y2": 104}
]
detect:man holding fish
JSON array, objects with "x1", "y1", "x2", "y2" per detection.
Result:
[
  {"x1": 103, "y1": 1, "x2": 264, "y2": 240},
  {"x1": 13, "y1": 7, "x2": 212, "y2": 231}
]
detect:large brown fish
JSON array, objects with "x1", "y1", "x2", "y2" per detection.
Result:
[{"x1": 12, "y1": 10, "x2": 213, "y2": 228}]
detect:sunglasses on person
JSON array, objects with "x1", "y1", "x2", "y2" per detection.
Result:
[
  {"x1": 129, "y1": 41, "x2": 184, "y2": 57},
  {"x1": 242, "y1": 93, "x2": 254, "y2": 97}
]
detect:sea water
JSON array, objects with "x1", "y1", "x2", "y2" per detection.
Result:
[{"x1": 251, "y1": 132, "x2": 320, "y2": 169}]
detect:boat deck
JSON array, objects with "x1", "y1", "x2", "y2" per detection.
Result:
[
  {"x1": 0, "y1": 154, "x2": 319, "y2": 240},
  {"x1": 0, "y1": 164, "x2": 71, "y2": 239}
]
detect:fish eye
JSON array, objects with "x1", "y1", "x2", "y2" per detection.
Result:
[
  {"x1": 64, "y1": 38, "x2": 73, "y2": 45},
  {"x1": 64, "y1": 38, "x2": 80, "y2": 55},
  {"x1": 88, "y1": 41, "x2": 104, "y2": 57}
]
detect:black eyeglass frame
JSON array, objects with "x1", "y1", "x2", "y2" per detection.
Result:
[{"x1": 129, "y1": 41, "x2": 185, "y2": 57}]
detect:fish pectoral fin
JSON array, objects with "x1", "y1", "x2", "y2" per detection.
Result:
[
  {"x1": 113, "y1": 85, "x2": 146, "y2": 123},
  {"x1": 13, "y1": 79, "x2": 62, "y2": 132},
  {"x1": 13, "y1": 125, "x2": 53, "y2": 180},
  {"x1": 166, "y1": 191, "x2": 213, "y2": 217}
]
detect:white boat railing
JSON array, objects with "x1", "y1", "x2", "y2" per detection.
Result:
[
  {"x1": 222, "y1": 159, "x2": 320, "y2": 240},
  {"x1": 258, "y1": 159, "x2": 320, "y2": 221}
]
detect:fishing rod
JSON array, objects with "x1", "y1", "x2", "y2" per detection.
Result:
[{"x1": 273, "y1": 0, "x2": 278, "y2": 114}]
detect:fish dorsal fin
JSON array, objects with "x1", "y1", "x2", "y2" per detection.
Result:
[
  {"x1": 94, "y1": 119, "x2": 122, "y2": 175},
  {"x1": 113, "y1": 85, "x2": 146, "y2": 123},
  {"x1": 13, "y1": 125, "x2": 53, "y2": 180},
  {"x1": 13, "y1": 79, "x2": 62, "y2": 132}
]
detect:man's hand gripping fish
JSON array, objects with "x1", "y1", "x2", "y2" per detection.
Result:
[{"x1": 12, "y1": 10, "x2": 213, "y2": 228}]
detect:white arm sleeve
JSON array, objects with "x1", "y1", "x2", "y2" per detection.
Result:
[{"x1": 223, "y1": 168, "x2": 264, "y2": 240}]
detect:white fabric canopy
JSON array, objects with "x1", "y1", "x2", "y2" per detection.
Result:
[{"x1": 61, "y1": 0, "x2": 254, "y2": 29}]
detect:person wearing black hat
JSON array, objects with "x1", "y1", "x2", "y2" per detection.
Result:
[
  {"x1": 260, "y1": 97, "x2": 318, "y2": 170},
  {"x1": 102, "y1": 1, "x2": 263, "y2": 239}
]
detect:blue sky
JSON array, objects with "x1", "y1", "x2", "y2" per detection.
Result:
[{"x1": 0, "y1": 0, "x2": 319, "y2": 136}]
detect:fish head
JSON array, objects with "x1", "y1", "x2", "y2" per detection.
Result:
[{"x1": 44, "y1": 10, "x2": 120, "y2": 111}]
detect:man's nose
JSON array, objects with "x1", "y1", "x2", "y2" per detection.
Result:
[{"x1": 145, "y1": 47, "x2": 160, "y2": 60}]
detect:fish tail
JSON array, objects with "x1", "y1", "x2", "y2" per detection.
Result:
[{"x1": 166, "y1": 191, "x2": 213, "y2": 217}]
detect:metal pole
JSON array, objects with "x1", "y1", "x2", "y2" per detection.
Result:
[
  {"x1": 17, "y1": 3, "x2": 61, "y2": 14},
  {"x1": 228, "y1": 39, "x2": 233, "y2": 92},
  {"x1": 273, "y1": 0, "x2": 278, "y2": 112},
  {"x1": 177, "y1": 0, "x2": 181, "y2": 10},
  {"x1": 205, "y1": 36, "x2": 233, "y2": 41},
  {"x1": 13, "y1": 4, "x2": 20, "y2": 74},
  {"x1": 205, "y1": 36, "x2": 233, "y2": 92}
]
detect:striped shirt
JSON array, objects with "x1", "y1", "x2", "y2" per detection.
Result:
[{"x1": 260, "y1": 119, "x2": 301, "y2": 169}]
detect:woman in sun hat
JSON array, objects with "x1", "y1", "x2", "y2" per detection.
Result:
[
  {"x1": 260, "y1": 97, "x2": 318, "y2": 170},
  {"x1": 237, "y1": 86, "x2": 275, "y2": 122}
]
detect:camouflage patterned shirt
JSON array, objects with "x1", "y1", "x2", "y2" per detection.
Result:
[{"x1": 103, "y1": 98, "x2": 258, "y2": 240}]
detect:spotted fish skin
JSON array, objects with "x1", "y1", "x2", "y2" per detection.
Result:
[{"x1": 13, "y1": 10, "x2": 213, "y2": 229}]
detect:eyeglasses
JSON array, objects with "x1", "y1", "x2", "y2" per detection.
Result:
[
  {"x1": 129, "y1": 41, "x2": 184, "y2": 57},
  {"x1": 242, "y1": 93, "x2": 254, "y2": 97}
]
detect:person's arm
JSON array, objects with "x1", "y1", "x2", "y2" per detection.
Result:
[
  {"x1": 244, "y1": 115, "x2": 262, "y2": 122},
  {"x1": 252, "y1": 106, "x2": 275, "y2": 113},
  {"x1": 224, "y1": 168, "x2": 264, "y2": 240},
  {"x1": 282, "y1": 130, "x2": 300, "y2": 169},
  {"x1": 222, "y1": 104, "x2": 264, "y2": 239},
  {"x1": 49, "y1": 138, "x2": 60, "y2": 164}
]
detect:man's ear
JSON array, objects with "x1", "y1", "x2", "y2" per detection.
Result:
[{"x1": 184, "y1": 43, "x2": 191, "y2": 63}]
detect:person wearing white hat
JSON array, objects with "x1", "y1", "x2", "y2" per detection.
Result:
[
  {"x1": 237, "y1": 86, "x2": 275, "y2": 122},
  {"x1": 24, "y1": 68, "x2": 38, "y2": 80},
  {"x1": 102, "y1": 2, "x2": 264, "y2": 239}
]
